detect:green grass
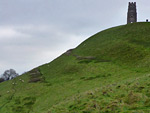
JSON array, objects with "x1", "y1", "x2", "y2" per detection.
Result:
[{"x1": 1, "y1": 22, "x2": 150, "y2": 113}]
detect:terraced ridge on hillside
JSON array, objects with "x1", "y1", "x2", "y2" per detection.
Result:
[{"x1": 1, "y1": 22, "x2": 150, "y2": 113}]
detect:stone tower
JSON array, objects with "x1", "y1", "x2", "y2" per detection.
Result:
[{"x1": 127, "y1": 2, "x2": 137, "y2": 24}]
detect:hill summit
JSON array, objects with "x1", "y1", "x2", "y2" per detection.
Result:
[{"x1": 1, "y1": 22, "x2": 150, "y2": 113}]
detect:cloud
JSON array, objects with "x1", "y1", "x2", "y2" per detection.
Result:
[
  {"x1": 0, "y1": 27, "x2": 28, "y2": 39},
  {"x1": 0, "y1": 24, "x2": 86, "y2": 75}
]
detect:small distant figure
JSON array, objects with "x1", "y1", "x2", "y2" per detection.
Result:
[{"x1": 146, "y1": 19, "x2": 149, "y2": 22}]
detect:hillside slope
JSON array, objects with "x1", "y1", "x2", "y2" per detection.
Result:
[{"x1": 1, "y1": 22, "x2": 150, "y2": 113}]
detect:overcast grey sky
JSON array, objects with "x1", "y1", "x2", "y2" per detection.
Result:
[{"x1": 0, "y1": 0, "x2": 149, "y2": 75}]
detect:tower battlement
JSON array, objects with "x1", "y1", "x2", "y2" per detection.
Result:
[
  {"x1": 128, "y1": 2, "x2": 136, "y2": 9},
  {"x1": 129, "y1": 2, "x2": 136, "y2": 5}
]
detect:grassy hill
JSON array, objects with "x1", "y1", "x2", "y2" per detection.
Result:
[{"x1": 1, "y1": 22, "x2": 150, "y2": 113}]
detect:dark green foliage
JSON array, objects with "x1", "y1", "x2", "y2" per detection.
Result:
[{"x1": 0, "y1": 78, "x2": 4, "y2": 83}]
